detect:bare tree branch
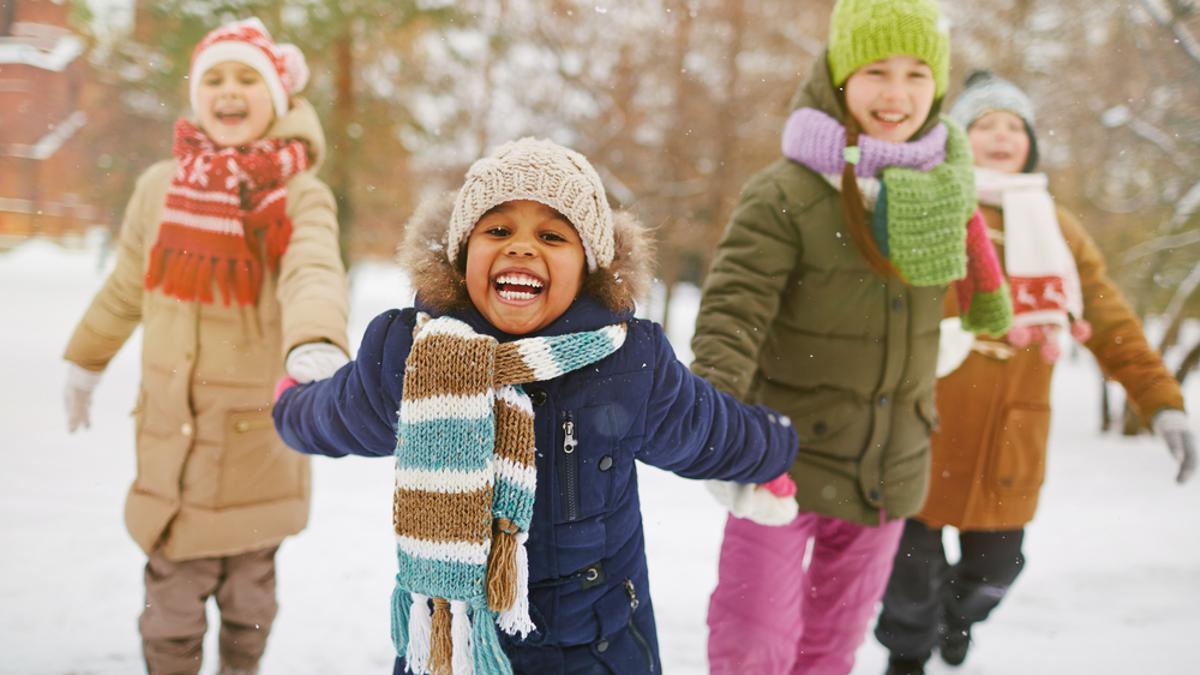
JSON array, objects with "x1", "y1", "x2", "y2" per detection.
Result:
[{"x1": 1138, "y1": 0, "x2": 1200, "y2": 70}]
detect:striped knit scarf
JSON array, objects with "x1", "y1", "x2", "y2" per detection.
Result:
[
  {"x1": 144, "y1": 119, "x2": 309, "y2": 305},
  {"x1": 788, "y1": 110, "x2": 1012, "y2": 336},
  {"x1": 392, "y1": 314, "x2": 627, "y2": 675}
]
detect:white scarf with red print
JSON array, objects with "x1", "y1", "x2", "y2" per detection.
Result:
[{"x1": 975, "y1": 167, "x2": 1083, "y2": 329}]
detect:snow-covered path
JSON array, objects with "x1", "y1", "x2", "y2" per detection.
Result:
[{"x1": 2, "y1": 239, "x2": 1198, "y2": 674}]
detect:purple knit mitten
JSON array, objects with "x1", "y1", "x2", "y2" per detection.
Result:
[{"x1": 781, "y1": 108, "x2": 947, "y2": 177}]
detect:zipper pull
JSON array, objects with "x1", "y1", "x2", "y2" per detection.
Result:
[
  {"x1": 562, "y1": 413, "x2": 577, "y2": 454},
  {"x1": 624, "y1": 578, "x2": 639, "y2": 610}
]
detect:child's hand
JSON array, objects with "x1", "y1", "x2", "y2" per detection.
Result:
[
  {"x1": 274, "y1": 376, "x2": 299, "y2": 402},
  {"x1": 64, "y1": 363, "x2": 102, "y2": 433},
  {"x1": 705, "y1": 479, "x2": 798, "y2": 527},
  {"x1": 285, "y1": 342, "x2": 348, "y2": 382}
]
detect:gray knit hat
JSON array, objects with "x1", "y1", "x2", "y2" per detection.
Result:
[
  {"x1": 950, "y1": 70, "x2": 1039, "y2": 171},
  {"x1": 447, "y1": 137, "x2": 614, "y2": 272}
]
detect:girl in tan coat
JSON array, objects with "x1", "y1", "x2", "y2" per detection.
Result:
[
  {"x1": 61, "y1": 19, "x2": 348, "y2": 675},
  {"x1": 874, "y1": 71, "x2": 1196, "y2": 675}
]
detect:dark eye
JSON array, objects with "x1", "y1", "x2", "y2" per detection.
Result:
[
  {"x1": 540, "y1": 231, "x2": 567, "y2": 243},
  {"x1": 908, "y1": 70, "x2": 929, "y2": 79},
  {"x1": 865, "y1": 68, "x2": 886, "y2": 77},
  {"x1": 484, "y1": 226, "x2": 510, "y2": 237}
]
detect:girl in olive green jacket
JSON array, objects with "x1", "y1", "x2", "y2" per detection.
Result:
[{"x1": 695, "y1": 1, "x2": 1011, "y2": 673}]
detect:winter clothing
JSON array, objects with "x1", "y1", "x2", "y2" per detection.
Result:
[
  {"x1": 447, "y1": 137, "x2": 614, "y2": 271},
  {"x1": 975, "y1": 167, "x2": 1088, "y2": 355},
  {"x1": 284, "y1": 341, "x2": 349, "y2": 382},
  {"x1": 140, "y1": 546, "x2": 279, "y2": 675},
  {"x1": 693, "y1": 53, "x2": 950, "y2": 527},
  {"x1": 782, "y1": 107, "x2": 948, "y2": 178},
  {"x1": 826, "y1": 0, "x2": 950, "y2": 96},
  {"x1": 705, "y1": 478, "x2": 800, "y2": 527},
  {"x1": 949, "y1": 70, "x2": 1039, "y2": 172},
  {"x1": 706, "y1": 513, "x2": 904, "y2": 674},
  {"x1": 1153, "y1": 409, "x2": 1197, "y2": 484},
  {"x1": 146, "y1": 119, "x2": 310, "y2": 306},
  {"x1": 918, "y1": 205, "x2": 1185, "y2": 531},
  {"x1": 63, "y1": 96, "x2": 349, "y2": 561},
  {"x1": 697, "y1": 43, "x2": 990, "y2": 673},
  {"x1": 64, "y1": 362, "x2": 101, "y2": 432},
  {"x1": 391, "y1": 315, "x2": 628, "y2": 674},
  {"x1": 875, "y1": 520, "x2": 1024, "y2": 663},
  {"x1": 189, "y1": 18, "x2": 309, "y2": 119},
  {"x1": 273, "y1": 186, "x2": 798, "y2": 674}
]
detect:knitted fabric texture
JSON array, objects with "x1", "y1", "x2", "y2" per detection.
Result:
[
  {"x1": 786, "y1": 113, "x2": 1011, "y2": 335},
  {"x1": 782, "y1": 108, "x2": 946, "y2": 178},
  {"x1": 447, "y1": 137, "x2": 614, "y2": 272},
  {"x1": 189, "y1": 17, "x2": 309, "y2": 118},
  {"x1": 144, "y1": 119, "x2": 308, "y2": 306},
  {"x1": 827, "y1": 0, "x2": 951, "y2": 96},
  {"x1": 391, "y1": 314, "x2": 627, "y2": 675},
  {"x1": 975, "y1": 167, "x2": 1083, "y2": 334}
]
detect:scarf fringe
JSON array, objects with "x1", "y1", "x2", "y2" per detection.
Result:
[
  {"x1": 391, "y1": 585, "x2": 411, "y2": 656},
  {"x1": 472, "y1": 605, "x2": 513, "y2": 675},
  {"x1": 485, "y1": 518, "x2": 519, "y2": 613},
  {"x1": 496, "y1": 532, "x2": 535, "y2": 638},
  {"x1": 430, "y1": 598, "x2": 453, "y2": 675},
  {"x1": 450, "y1": 601, "x2": 474, "y2": 675},
  {"x1": 407, "y1": 593, "x2": 433, "y2": 674}
]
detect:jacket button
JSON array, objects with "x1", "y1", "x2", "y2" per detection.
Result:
[
  {"x1": 877, "y1": 394, "x2": 889, "y2": 407},
  {"x1": 812, "y1": 421, "x2": 827, "y2": 436},
  {"x1": 595, "y1": 639, "x2": 609, "y2": 653},
  {"x1": 529, "y1": 388, "x2": 548, "y2": 406},
  {"x1": 180, "y1": 422, "x2": 193, "y2": 437},
  {"x1": 892, "y1": 297, "x2": 904, "y2": 311},
  {"x1": 868, "y1": 488, "x2": 881, "y2": 501},
  {"x1": 599, "y1": 455, "x2": 613, "y2": 471}
]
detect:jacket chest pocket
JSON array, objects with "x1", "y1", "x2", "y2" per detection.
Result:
[{"x1": 555, "y1": 404, "x2": 625, "y2": 525}]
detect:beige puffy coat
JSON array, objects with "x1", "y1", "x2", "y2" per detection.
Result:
[{"x1": 64, "y1": 99, "x2": 349, "y2": 560}]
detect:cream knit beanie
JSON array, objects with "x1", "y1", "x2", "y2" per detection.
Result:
[{"x1": 447, "y1": 137, "x2": 614, "y2": 271}]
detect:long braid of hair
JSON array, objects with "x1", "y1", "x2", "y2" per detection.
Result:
[{"x1": 840, "y1": 118, "x2": 898, "y2": 278}]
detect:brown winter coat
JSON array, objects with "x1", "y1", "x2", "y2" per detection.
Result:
[
  {"x1": 917, "y1": 205, "x2": 1184, "y2": 531},
  {"x1": 63, "y1": 99, "x2": 349, "y2": 560}
]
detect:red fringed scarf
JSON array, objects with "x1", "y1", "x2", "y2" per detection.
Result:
[{"x1": 145, "y1": 119, "x2": 309, "y2": 305}]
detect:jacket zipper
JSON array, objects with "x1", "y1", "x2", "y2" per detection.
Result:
[
  {"x1": 624, "y1": 579, "x2": 655, "y2": 672},
  {"x1": 562, "y1": 411, "x2": 580, "y2": 522}
]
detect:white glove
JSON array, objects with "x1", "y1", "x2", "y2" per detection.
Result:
[
  {"x1": 705, "y1": 480, "x2": 799, "y2": 526},
  {"x1": 64, "y1": 363, "x2": 103, "y2": 433},
  {"x1": 936, "y1": 317, "x2": 975, "y2": 378},
  {"x1": 285, "y1": 342, "x2": 349, "y2": 383},
  {"x1": 1152, "y1": 410, "x2": 1196, "y2": 485}
]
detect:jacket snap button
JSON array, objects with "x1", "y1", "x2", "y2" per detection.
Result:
[
  {"x1": 599, "y1": 455, "x2": 613, "y2": 471},
  {"x1": 892, "y1": 297, "x2": 904, "y2": 311},
  {"x1": 180, "y1": 422, "x2": 193, "y2": 437},
  {"x1": 812, "y1": 421, "x2": 827, "y2": 436},
  {"x1": 595, "y1": 639, "x2": 609, "y2": 653},
  {"x1": 868, "y1": 488, "x2": 881, "y2": 501},
  {"x1": 529, "y1": 389, "x2": 548, "y2": 406},
  {"x1": 877, "y1": 394, "x2": 889, "y2": 407}
]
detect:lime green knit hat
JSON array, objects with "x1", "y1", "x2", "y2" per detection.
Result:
[{"x1": 827, "y1": 0, "x2": 951, "y2": 97}]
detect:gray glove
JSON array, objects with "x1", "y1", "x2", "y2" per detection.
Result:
[
  {"x1": 64, "y1": 363, "x2": 102, "y2": 433},
  {"x1": 1152, "y1": 409, "x2": 1195, "y2": 484}
]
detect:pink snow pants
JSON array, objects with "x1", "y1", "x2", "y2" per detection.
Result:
[{"x1": 707, "y1": 512, "x2": 904, "y2": 675}]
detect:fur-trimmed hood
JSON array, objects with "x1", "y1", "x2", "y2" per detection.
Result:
[{"x1": 397, "y1": 192, "x2": 654, "y2": 316}]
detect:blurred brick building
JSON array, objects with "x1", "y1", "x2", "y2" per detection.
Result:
[{"x1": 0, "y1": 0, "x2": 104, "y2": 241}]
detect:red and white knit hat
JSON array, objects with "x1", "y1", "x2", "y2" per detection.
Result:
[{"x1": 188, "y1": 18, "x2": 309, "y2": 119}]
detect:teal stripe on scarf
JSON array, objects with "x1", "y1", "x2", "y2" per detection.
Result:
[
  {"x1": 871, "y1": 182, "x2": 891, "y2": 257},
  {"x1": 542, "y1": 330, "x2": 623, "y2": 373},
  {"x1": 396, "y1": 546, "x2": 487, "y2": 603},
  {"x1": 491, "y1": 474, "x2": 536, "y2": 525},
  {"x1": 395, "y1": 417, "x2": 495, "y2": 472}
]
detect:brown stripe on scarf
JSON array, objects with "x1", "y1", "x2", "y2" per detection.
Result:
[
  {"x1": 394, "y1": 486, "x2": 494, "y2": 543},
  {"x1": 402, "y1": 334, "x2": 495, "y2": 400},
  {"x1": 495, "y1": 400, "x2": 536, "y2": 468},
  {"x1": 494, "y1": 343, "x2": 540, "y2": 385}
]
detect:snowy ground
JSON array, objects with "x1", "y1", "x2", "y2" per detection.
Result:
[{"x1": 2, "y1": 237, "x2": 1198, "y2": 675}]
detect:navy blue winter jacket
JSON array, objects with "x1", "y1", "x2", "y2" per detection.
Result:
[{"x1": 274, "y1": 294, "x2": 798, "y2": 673}]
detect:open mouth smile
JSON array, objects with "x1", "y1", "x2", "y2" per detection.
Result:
[{"x1": 492, "y1": 271, "x2": 546, "y2": 304}]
